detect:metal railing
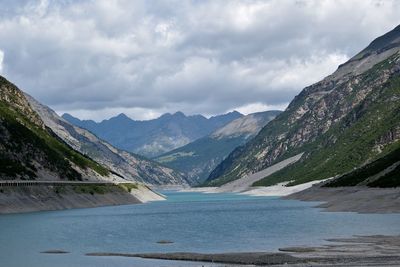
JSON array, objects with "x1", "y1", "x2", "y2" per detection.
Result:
[{"x1": 0, "y1": 180, "x2": 134, "y2": 187}]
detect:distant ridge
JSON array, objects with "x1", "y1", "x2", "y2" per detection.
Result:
[{"x1": 63, "y1": 111, "x2": 243, "y2": 157}]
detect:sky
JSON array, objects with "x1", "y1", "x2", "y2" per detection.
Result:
[{"x1": 0, "y1": 0, "x2": 399, "y2": 121}]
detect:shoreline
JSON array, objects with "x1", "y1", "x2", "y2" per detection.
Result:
[
  {"x1": 178, "y1": 182, "x2": 320, "y2": 197},
  {"x1": 180, "y1": 182, "x2": 400, "y2": 214},
  {"x1": 86, "y1": 235, "x2": 400, "y2": 266},
  {"x1": 239, "y1": 180, "x2": 324, "y2": 197},
  {"x1": 0, "y1": 185, "x2": 140, "y2": 214},
  {"x1": 2, "y1": 181, "x2": 399, "y2": 214},
  {"x1": 0, "y1": 183, "x2": 166, "y2": 214}
]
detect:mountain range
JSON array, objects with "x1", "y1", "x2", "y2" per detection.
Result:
[
  {"x1": 156, "y1": 111, "x2": 281, "y2": 185},
  {"x1": 63, "y1": 111, "x2": 243, "y2": 158},
  {"x1": 206, "y1": 24, "x2": 400, "y2": 188},
  {"x1": 2, "y1": 24, "x2": 399, "y2": 194}
]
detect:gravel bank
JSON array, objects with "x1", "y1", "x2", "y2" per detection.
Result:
[
  {"x1": 214, "y1": 153, "x2": 303, "y2": 193},
  {"x1": 286, "y1": 185, "x2": 400, "y2": 213}
]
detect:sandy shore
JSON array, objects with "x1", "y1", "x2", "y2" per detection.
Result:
[
  {"x1": 86, "y1": 235, "x2": 400, "y2": 266},
  {"x1": 180, "y1": 181, "x2": 400, "y2": 214},
  {"x1": 130, "y1": 185, "x2": 166, "y2": 203},
  {"x1": 179, "y1": 180, "x2": 324, "y2": 198},
  {"x1": 286, "y1": 185, "x2": 400, "y2": 213},
  {"x1": 239, "y1": 180, "x2": 324, "y2": 197},
  {"x1": 181, "y1": 154, "x2": 318, "y2": 196},
  {"x1": 178, "y1": 187, "x2": 218, "y2": 193}
]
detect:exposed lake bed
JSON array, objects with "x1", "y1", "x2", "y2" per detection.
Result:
[
  {"x1": 1, "y1": 191, "x2": 400, "y2": 266},
  {"x1": 106, "y1": 235, "x2": 400, "y2": 266}
]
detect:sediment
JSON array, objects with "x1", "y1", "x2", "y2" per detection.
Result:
[
  {"x1": 86, "y1": 235, "x2": 400, "y2": 266},
  {"x1": 0, "y1": 185, "x2": 140, "y2": 214}
]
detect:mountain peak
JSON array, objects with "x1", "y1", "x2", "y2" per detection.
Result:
[
  {"x1": 211, "y1": 110, "x2": 281, "y2": 139},
  {"x1": 104, "y1": 113, "x2": 133, "y2": 123},
  {"x1": 360, "y1": 24, "x2": 400, "y2": 55},
  {"x1": 172, "y1": 111, "x2": 186, "y2": 117},
  {"x1": 62, "y1": 113, "x2": 78, "y2": 120},
  {"x1": 159, "y1": 112, "x2": 172, "y2": 118},
  {"x1": 115, "y1": 113, "x2": 130, "y2": 120},
  {"x1": 330, "y1": 24, "x2": 400, "y2": 81},
  {"x1": 210, "y1": 110, "x2": 243, "y2": 120},
  {"x1": 230, "y1": 110, "x2": 242, "y2": 115},
  {"x1": 158, "y1": 112, "x2": 187, "y2": 120},
  {"x1": 341, "y1": 24, "x2": 400, "y2": 68}
]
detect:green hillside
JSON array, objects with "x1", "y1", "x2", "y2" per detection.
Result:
[
  {"x1": 324, "y1": 146, "x2": 400, "y2": 188},
  {"x1": 0, "y1": 76, "x2": 109, "y2": 180},
  {"x1": 205, "y1": 25, "x2": 400, "y2": 187},
  {"x1": 254, "y1": 55, "x2": 400, "y2": 186}
]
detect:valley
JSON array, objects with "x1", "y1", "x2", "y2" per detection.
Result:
[
  {"x1": 0, "y1": 3, "x2": 399, "y2": 266},
  {"x1": 155, "y1": 110, "x2": 281, "y2": 184},
  {"x1": 1, "y1": 23, "x2": 399, "y2": 217}
]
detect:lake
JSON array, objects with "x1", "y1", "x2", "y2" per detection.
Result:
[{"x1": 1, "y1": 191, "x2": 399, "y2": 267}]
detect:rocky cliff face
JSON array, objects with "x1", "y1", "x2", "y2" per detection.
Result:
[
  {"x1": 210, "y1": 111, "x2": 281, "y2": 140},
  {"x1": 0, "y1": 76, "x2": 44, "y2": 128},
  {"x1": 206, "y1": 25, "x2": 400, "y2": 186},
  {"x1": 156, "y1": 111, "x2": 280, "y2": 185},
  {"x1": 25, "y1": 94, "x2": 188, "y2": 185},
  {"x1": 0, "y1": 76, "x2": 116, "y2": 181},
  {"x1": 63, "y1": 111, "x2": 243, "y2": 158}
]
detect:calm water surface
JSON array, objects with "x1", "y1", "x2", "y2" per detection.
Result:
[{"x1": 1, "y1": 191, "x2": 399, "y2": 267}]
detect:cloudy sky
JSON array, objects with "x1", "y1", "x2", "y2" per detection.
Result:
[{"x1": 0, "y1": 0, "x2": 399, "y2": 121}]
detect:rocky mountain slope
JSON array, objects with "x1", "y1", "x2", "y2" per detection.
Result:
[
  {"x1": 0, "y1": 75, "x2": 112, "y2": 181},
  {"x1": 206, "y1": 24, "x2": 400, "y2": 187},
  {"x1": 63, "y1": 111, "x2": 243, "y2": 157},
  {"x1": 26, "y1": 94, "x2": 187, "y2": 185},
  {"x1": 155, "y1": 111, "x2": 281, "y2": 185}
]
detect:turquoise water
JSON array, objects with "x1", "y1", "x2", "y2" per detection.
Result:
[{"x1": 0, "y1": 191, "x2": 400, "y2": 267}]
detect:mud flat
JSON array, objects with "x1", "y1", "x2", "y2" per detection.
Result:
[{"x1": 86, "y1": 235, "x2": 400, "y2": 266}]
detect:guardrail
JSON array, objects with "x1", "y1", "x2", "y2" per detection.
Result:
[{"x1": 0, "y1": 180, "x2": 134, "y2": 187}]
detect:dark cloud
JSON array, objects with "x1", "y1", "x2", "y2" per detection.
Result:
[{"x1": 0, "y1": 0, "x2": 398, "y2": 120}]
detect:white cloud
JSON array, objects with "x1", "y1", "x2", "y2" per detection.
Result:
[
  {"x1": 233, "y1": 102, "x2": 288, "y2": 115},
  {"x1": 0, "y1": 0, "x2": 398, "y2": 120}
]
